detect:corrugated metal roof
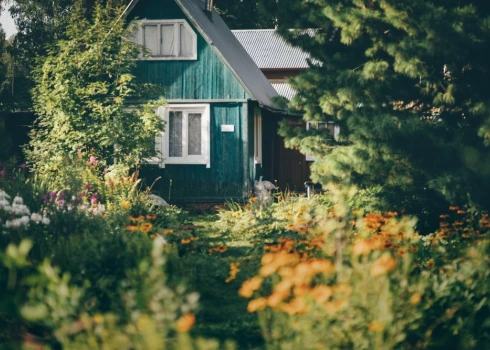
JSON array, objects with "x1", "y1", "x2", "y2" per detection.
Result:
[
  {"x1": 123, "y1": 0, "x2": 280, "y2": 110},
  {"x1": 271, "y1": 83, "x2": 297, "y2": 101},
  {"x1": 232, "y1": 29, "x2": 312, "y2": 69}
]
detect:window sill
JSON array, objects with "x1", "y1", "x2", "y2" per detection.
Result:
[{"x1": 139, "y1": 56, "x2": 197, "y2": 61}]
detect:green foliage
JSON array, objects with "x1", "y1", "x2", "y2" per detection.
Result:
[
  {"x1": 218, "y1": 189, "x2": 490, "y2": 349},
  {"x1": 263, "y1": 0, "x2": 490, "y2": 220},
  {"x1": 25, "y1": 1, "x2": 165, "y2": 183},
  {"x1": 214, "y1": 0, "x2": 275, "y2": 29}
]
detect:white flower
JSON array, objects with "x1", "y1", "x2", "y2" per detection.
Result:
[
  {"x1": 20, "y1": 216, "x2": 30, "y2": 226},
  {"x1": 4, "y1": 220, "x2": 12, "y2": 228},
  {"x1": 12, "y1": 204, "x2": 30, "y2": 216},
  {"x1": 2, "y1": 205, "x2": 12, "y2": 213},
  {"x1": 0, "y1": 190, "x2": 11, "y2": 200},
  {"x1": 42, "y1": 217, "x2": 50, "y2": 225},
  {"x1": 0, "y1": 199, "x2": 9, "y2": 209},
  {"x1": 13, "y1": 196, "x2": 23, "y2": 205},
  {"x1": 31, "y1": 213, "x2": 43, "y2": 223}
]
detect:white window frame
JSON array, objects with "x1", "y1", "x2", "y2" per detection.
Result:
[
  {"x1": 155, "y1": 104, "x2": 210, "y2": 168},
  {"x1": 254, "y1": 107, "x2": 262, "y2": 166},
  {"x1": 305, "y1": 121, "x2": 340, "y2": 162},
  {"x1": 130, "y1": 19, "x2": 197, "y2": 60}
]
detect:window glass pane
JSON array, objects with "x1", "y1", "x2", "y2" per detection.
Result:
[
  {"x1": 180, "y1": 23, "x2": 194, "y2": 57},
  {"x1": 169, "y1": 111, "x2": 183, "y2": 157},
  {"x1": 317, "y1": 122, "x2": 327, "y2": 129},
  {"x1": 143, "y1": 25, "x2": 160, "y2": 56},
  {"x1": 327, "y1": 123, "x2": 335, "y2": 135},
  {"x1": 161, "y1": 24, "x2": 175, "y2": 56},
  {"x1": 188, "y1": 113, "x2": 202, "y2": 155}
]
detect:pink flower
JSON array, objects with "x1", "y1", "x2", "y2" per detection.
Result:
[
  {"x1": 84, "y1": 184, "x2": 93, "y2": 191},
  {"x1": 19, "y1": 164, "x2": 26, "y2": 169},
  {"x1": 0, "y1": 169, "x2": 6, "y2": 177},
  {"x1": 89, "y1": 156, "x2": 97, "y2": 165},
  {"x1": 91, "y1": 193, "x2": 100, "y2": 205}
]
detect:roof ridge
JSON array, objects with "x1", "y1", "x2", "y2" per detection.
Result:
[{"x1": 231, "y1": 29, "x2": 277, "y2": 32}]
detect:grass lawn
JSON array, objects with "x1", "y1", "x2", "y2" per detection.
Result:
[{"x1": 170, "y1": 213, "x2": 265, "y2": 349}]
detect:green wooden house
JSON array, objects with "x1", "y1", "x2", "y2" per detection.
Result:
[{"x1": 124, "y1": 0, "x2": 297, "y2": 202}]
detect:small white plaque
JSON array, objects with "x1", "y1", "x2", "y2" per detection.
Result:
[{"x1": 221, "y1": 125, "x2": 235, "y2": 132}]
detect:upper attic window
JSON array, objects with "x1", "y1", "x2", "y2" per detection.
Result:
[{"x1": 129, "y1": 20, "x2": 197, "y2": 60}]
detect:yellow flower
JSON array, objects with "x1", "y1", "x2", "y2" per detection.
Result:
[
  {"x1": 125, "y1": 225, "x2": 139, "y2": 232},
  {"x1": 370, "y1": 253, "x2": 397, "y2": 277},
  {"x1": 121, "y1": 201, "x2": 131, "y2": 210},
  {"x1": 93, "y1": 313, "x2": 104, "y2": 324},
  {"x1": 163, "y1": 229, "x2": 174, "y2": 235},
  {"x1": 247, "y1": 297, "x2": 268, "y2": 313},
  {"x1": 410, "y1": 293, "x2": 422, "y2": 305},
  {"x1": 239, "y1": 276, "x2": 263, "y2": 298},
  {"x1": 368, "y1": 321, "x2": 384, "y2": 333},
  {"x1": 176, "y1": 313, "x2": 195, "y2": 333},
  {"x1": 140, "y1": 222, "x2": 153, "y2": 233}
]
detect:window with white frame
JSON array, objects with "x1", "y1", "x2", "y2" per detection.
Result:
[
  {"x1": 254, "y1": 107, "x2": 262, "y2": 166},
  {"x1": 155, "y1": 104, "x2": 210, "y2": 168},
  {"x1": 129, "y1": 20, "x2": 197, "y2": 60},
  {"x1": 305, "y1": 121, "x2": 340, "y2": 161}
]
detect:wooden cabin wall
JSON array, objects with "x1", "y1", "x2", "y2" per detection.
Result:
[
  {"x1": 129, "y1": 0, "x2": 250, "y2": 101},
  {"x1": 262, "y1": 112, "x2": 311, "y2": 192},
  {"x1": 141, "y1": 103, "x2": 250, "y2": 202}
]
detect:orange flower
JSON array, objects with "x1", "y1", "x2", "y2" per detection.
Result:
[
  {"x1": 309, "y1": 285, "x2": 333, "y2": 303},
  {"x1": 146, "y1": 214, "x2": 157, "y2": 220},
  {"x1": 140, "y1": 222, "x2": 153, "y2": 233},
  {"x1": 353, "y1": 239, "x2": 372, "y2": 255},
  {"x1": 216, "y1": 246, "x2": 227, "y2": 253},
  {"x1": 125, "y1": 224, "x2": 139, "y2": 232},
  {"x1": 268, "y1": 290, "x2": 290, "y2": 307},
  {"x1": 130, "y1": 215, "x2": 144, "y2": 222},
  {"x1": 278, "y1": 298, "x2": 308, "y2": 315},
  {"x1": 439, "y1": 214, "x2": 449, "y2": 219},
  {"x1": 176, "y1": 313, "x2": 196, "y2": 332},
  {"x1": 239, "y1": 276, "x2": 263, "y2": 298},
  {"x1": 410, "y1": 293, "x2": 422, "y2": 305},
  {"x1": 449, "y1": 206, "x2": 459, "y2": 211},
  {"x1": 368, "y1": 321, "x2": 384, "y2": 333},
  {"x1": 309, "y1": 259, "x2": 334, "y2": 274},
  {"x1": 247, "y1": 297, "x2": 268, "y2": 313},
  {"x1": 163, "y1": 229, "x2": 174, "y2": 235},
  {"x1": 426, "y1": 259, "x2": 435, "y2": 269},
  {"x1": 181, "y1": 238, "x2": 191, "y2": 244},
  {"x1": 370, "y1": 253, "x2": 397, "y2": 277},
  {"x1": 324, "y1": 299, "x2": 348, "y2": 314}
]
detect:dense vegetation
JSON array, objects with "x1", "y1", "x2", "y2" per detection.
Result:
[
  {"x1": 262, "y1": 0, "x2": 490, "y2": 231},
  {"x1": 0, "y1": 0, "x2": 489, "y2": 349}
]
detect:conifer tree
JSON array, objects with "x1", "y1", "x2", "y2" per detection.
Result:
[{"x1": 265, "y1": 0, "x2": 490, "y2": 219}]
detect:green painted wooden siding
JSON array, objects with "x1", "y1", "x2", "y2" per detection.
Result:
[
  {"x1": 142, "y1": 103, "x2": 251, "y2": 202},
  {"x1": 128, "y1": 0, "x2": 250, "y2": 100}
]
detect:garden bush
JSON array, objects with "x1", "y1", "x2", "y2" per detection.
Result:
[{"x1": 220, "y1": 187, "x2": 490, "y2": 349}]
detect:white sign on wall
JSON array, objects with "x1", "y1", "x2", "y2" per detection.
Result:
[{"x1": 221, "y1": 125, "x2": 235, "y2": 132}]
